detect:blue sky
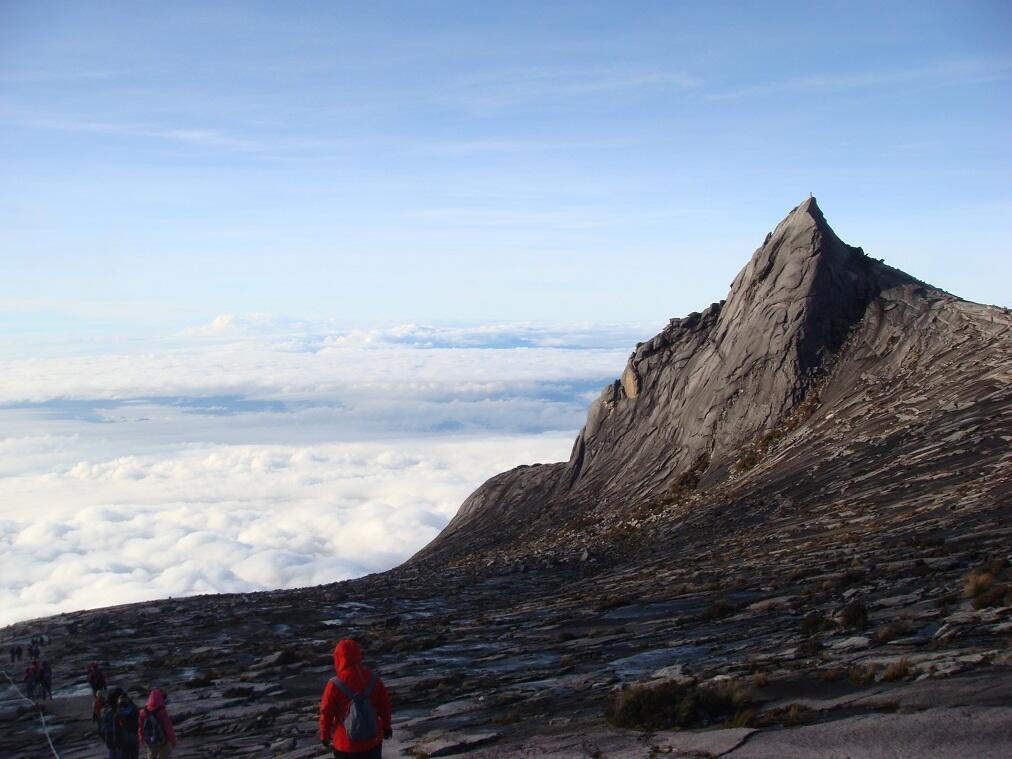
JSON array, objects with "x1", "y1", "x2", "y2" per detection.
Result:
[
  {"x1": 1, "y1": 1, "x2": 1010, "y2": 332},
  {"x1": 1, "y1": 1, "x2": 1010, "y2": 624}
]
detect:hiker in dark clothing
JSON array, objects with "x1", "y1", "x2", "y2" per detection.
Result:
[
  {"x1": 41, "y1": 660, "x2": 53, "y2": 699},
  {"x1": 89, "y1": 662, "x2": 107, "y2": 694},
  {"x1": 23, "y1": 661, "x2": 41, "y2": 699},
  {"x1": 99, "y1": 687, "x2": 125, "y2": 759},
  {"x1": 97, "y1": 687, "x2": 141, "y2": 759},
  {"x1": 15, "y1": 644, "x2": 23, "y2": 662},
  {"x1": 7, "y1": 645, "x2": 14, "y2": 664},
  {"x1": 319, "y1": 639, "x2": 392, "y2": 759},
  {"x1": 118, "y1": 692, "x2": 141, "y2": 759}
]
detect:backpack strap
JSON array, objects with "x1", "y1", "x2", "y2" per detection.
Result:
[
  {"x1": 330, "y1": 674, "x2": 377, "y2": 698},
  {"x1": 329, "y1": 676, "x2": 355, "y2": 699},
  {"x1": 363, "y1": 672, "x2": 378, "y2": 696}
]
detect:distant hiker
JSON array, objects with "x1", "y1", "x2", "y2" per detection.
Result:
[
  {"x1": 319, "y1": 639, "x2": 392, "y2": 759},
  {"x1": 138, "y1": 688, "x2": 177, "y2": 758},
  {"x1": 99, "y1": 687, "x2": 125, "y2": 758},
  {"x1": 117, "y1": 692, "x2": 141, "y2": 759},
  {"x1": 7, "y1": 645, "x2": 14, "y2": 664},
  {"x1": 41, "y1": 659, "x2": 53, "y2": 699},
  {"x1": 23, "y1": 660, "x2": 41, "y2": 699},
  {"x1": 15, "y1": 644, "x2": 23, "y2": 661},
  {"x1": 89, "y1": 662, "x2": 108, "y2": 694}
]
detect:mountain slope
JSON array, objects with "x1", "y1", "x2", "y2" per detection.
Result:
[{"x1": 416, "y1": 197, "x2": 1010, "y2": 566}]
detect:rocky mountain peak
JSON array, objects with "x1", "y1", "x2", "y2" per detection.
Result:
[
  {"x1": 558, "y1": 197, "x2": 896, "y2": 494},
  {"x1": 415, "y1": 198, "x2": 951, "y2": 565}
]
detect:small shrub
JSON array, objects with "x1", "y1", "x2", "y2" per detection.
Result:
[
  {"x1": 874, "y1": 623, "x2": 905, "y2": 644},
  {"x1": 751, "y1": 672, "x2": 769, "y2": 688},
  {"x1": 605, "y1": 679, "x2": 754, "y2": 731},
  {"x1": 704, "y1": 598, "x2": 737, "y2": 620},
  {"x1": 799, "y1": 636, "x2": 823, "y2": 657},
  {"x1": 751, "y1": 703, "x2": 812, "y2": 728},
  {"x1": 494, "y1": 706, "x2": 523, "y2": 725},
  {"x1": 840, "y1": 600, "x2": 868, "y2": 630},
  {"x1": 735, "y1": 448, "x2": 761, "y2": 473},
  {"x1": 821, "y1": 668, "x2": 841, "y2": 682},
  {"x1": 963, "y1": 560, "x2": 1010, "y2": 609},
  {"x1": 594, "y1": 594, "x2": 633, "y2": 613},
  {"x1": 881, "y1": 658, "x2": 911, "y2": 682},
  {"x1": 972, "y1": 584, "x2": 1011, "y2": 609},
  {"x1": 668, "y1": 453, "x2": 710, "y2": 498},
  {"x1": 963, "y1": 569, "x2": 995, "y2": 599},
  {"x1": 800, "y1": 611, "x2": 825, "y2": 636},
  {"x1": 726, "y1": 707, "x2": 755, "y2": 728},
  {"x1": 752, "y1": 597, "x2": 789, "y2": 614},
  {"x1": 784, "y1": 703, "x2": 810, "y2": 726},
  {"x1": 848, "y1": 663, "x2": 880, "y2": 684}
]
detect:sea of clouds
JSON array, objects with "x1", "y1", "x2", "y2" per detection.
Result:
[{"x1": 0, "y1": 318, "x2": 648, "y2": 626}]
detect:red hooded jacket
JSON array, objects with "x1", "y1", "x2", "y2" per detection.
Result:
[
  {"x1": 319, "y1": 639, "x2": 391, "y2": 753},
  {"x1": 137, "y1": 688, "x2": 177, "y2": 748}
]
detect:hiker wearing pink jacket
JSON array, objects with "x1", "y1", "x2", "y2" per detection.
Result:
[{"x1": 137, "y1": 688, "x2": 177, "y2": 758}]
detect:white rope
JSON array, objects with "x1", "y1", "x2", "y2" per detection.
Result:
[{"x1": 1, "y1": 667, "x2": 63, "y2": 759}]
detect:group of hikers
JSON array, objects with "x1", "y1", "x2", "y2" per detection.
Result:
[
  {"x1": 89, "y1": 637, "x2": 391, "y2": 758},
  {"x1": 9, "y1": 635, "x2": 54, "y2": 701},
  {"x1": 8, "y1": 635, "x2": 391, "y2": 758},
  {"x1": 89, "y1": 637, "x2": 393, "y2": 759},
  {"x1": 89, "y1": 663, "x2": 177, "y2": 759}
]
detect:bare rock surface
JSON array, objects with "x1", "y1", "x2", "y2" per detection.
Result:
[
  {"x1": 3, "y1": 199, "x2": 1011, "y2": 758},
  {"x1": 726, "y1": 706, "x2": 1012, "y2": 759}
]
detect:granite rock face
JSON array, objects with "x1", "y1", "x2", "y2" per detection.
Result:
[{"x1": 416, "y1": 197, "x2": 1009, "y2": 567}]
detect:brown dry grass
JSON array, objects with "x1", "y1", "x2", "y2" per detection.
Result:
[
  {"x1": 881, "y1": 658, "x2": 912, "y2": 682},
  {"x1": 963, "y1": 569, "x2": 996, "y2": 599},
  {"x1": 848, "y1": 662, "x2": 881, "y2": 684}
]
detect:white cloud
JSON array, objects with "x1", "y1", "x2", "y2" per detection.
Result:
[
  {"x1": 0, "y1": 435, "x2": 575, "y2": 626},
  {"x1": 0, "y1": 319, "x2": 647, "y2": 626}
]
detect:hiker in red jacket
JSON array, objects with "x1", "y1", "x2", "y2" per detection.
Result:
[
  {"x1": 319, "y1": 639, "x2": 392, "y2": 758},
  {"x1": 88, "y1": 662, "x2": 107, "y2": 694},
  {"x1": 137, "y1": 688, "x2": 177, "y2": 758}
]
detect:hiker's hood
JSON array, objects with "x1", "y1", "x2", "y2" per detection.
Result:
[
  {"x1": 333, "y1": 639, "x2": 363, "y2": 674},
  {"x1": 146, "y1": 688, "x2": 166, "y2": 711}
]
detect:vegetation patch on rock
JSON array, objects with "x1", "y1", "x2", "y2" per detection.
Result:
[{"x1": 605, "y1": 679, "x2": 754, "y2": 730}]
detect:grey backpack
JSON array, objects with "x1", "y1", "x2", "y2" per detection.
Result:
[{"x1": 330, "y1": 673, "x2": 378, "y2": 742}]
